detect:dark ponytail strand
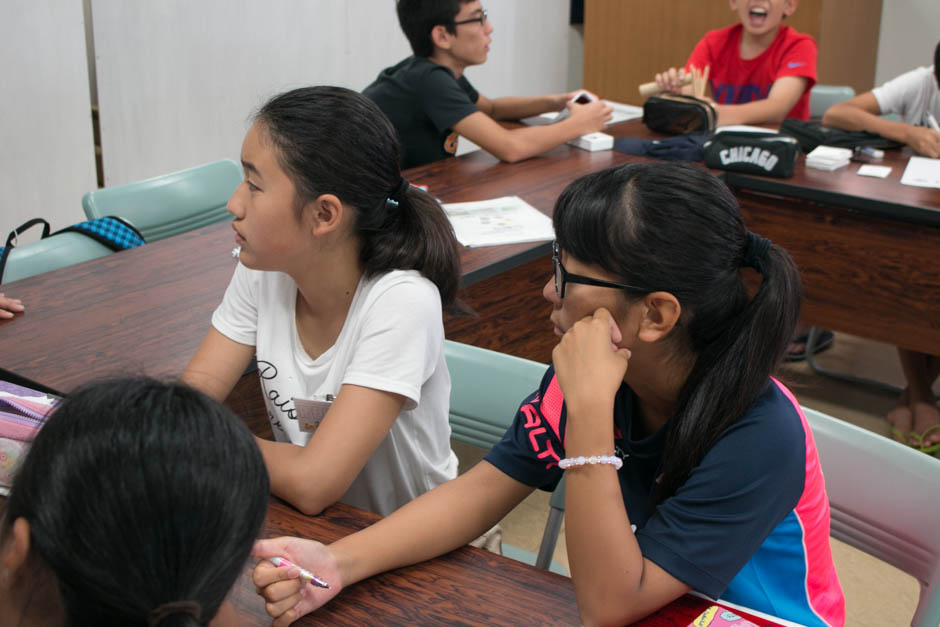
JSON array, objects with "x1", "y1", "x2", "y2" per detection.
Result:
[
  {"x1": 255, "y1": 86, "x2": 461, "y2": 308},
  {"x1": 655, "y1": 243, "x2": 801, "y2": 503},
  {"x1": 360, "y1": 185, "x2": 461, "y2": 307}
]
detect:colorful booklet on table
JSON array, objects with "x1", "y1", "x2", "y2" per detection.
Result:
[{"x1": 0, "y1": 380, "x2": 59, "y2": 496}]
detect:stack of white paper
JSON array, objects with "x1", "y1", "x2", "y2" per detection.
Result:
[
  {"x1": 900, "y1": 156, "x2": 940, "y2": 188},
  {"x1": 442, "y1": 196, "x2": 554, "y2": 248},
  {"x1": 524, "y1": 100, "x2": 643, "y2": 126},
  {"x1": 805, "y1": 146, "x2": 852, "y2": 171}
]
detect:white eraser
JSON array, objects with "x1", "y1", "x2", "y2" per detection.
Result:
[
  {"x1": 567, "y1": 132, "x2": 613, "y2": 152},
  {"x1": 856, "y1": 164, "x2": 892, "y2": 178}
]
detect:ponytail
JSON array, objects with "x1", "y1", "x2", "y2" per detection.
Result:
[
  {"x1": 254, "y1": 86, "x2": 461, "y2": 308},
  {"x1": 360, "y1": 183, "x2": 461, "y2": 307},
  {"x1": 654, "y1": 242, "x2": 801, "y2": 503},
  {"x1": 553, "y1": 162, "x2": 802, "y2": 505}
]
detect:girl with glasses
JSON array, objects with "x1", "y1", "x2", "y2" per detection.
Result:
[
  {"x1": 253, "y1": 162, "x2": 844, "y2": 626},
  {"x1": 182, "y1": 87, "x2": 462, "y2": 518}
]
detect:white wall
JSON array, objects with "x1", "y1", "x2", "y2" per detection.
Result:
[
  {"x1": 1, "y1": 0, "x2": 97, "y2": 238},
  {"x1": 92, "y1": 0, "x2": 571, "y2": 186},
  {"x1": 874, "y1": 0, "x2": 940, "y2": 87}
]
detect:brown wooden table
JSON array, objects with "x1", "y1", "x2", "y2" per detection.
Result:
[
  {"x1": 226, "y1": 498, "x2": 781, "y2": 626},
  {"x1": 1, "y1": 119, "x2": 937, "y2": 380}
]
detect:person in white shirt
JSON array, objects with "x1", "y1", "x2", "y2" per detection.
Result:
[
  {"x1": 183, "y1": 86, "x2": 462, "y2": 515},
  {"x1": 822, "y1": 42, "x2": 940, "y2": 452}
]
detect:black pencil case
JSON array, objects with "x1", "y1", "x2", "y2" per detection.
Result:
[
  {"x1": 703, "y1": 131, "x2": 801, "y2": 178},
  {"x1": 643, "y1": 94, "x2": 717, "y2": 135}
]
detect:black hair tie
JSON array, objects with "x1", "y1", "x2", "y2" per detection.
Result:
[
  {"x1": 741, "y1": 231, "x2": 771, "y2": 274},
  {"x1": 147, "y1": 600, "x2": 202, "y2": 626},
  {"x1": 386, "y1": 177, "x2": 411, "y2": 208}
]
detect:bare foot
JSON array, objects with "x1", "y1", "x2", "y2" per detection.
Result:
[
  {"x1": 886, "y1": 389, "x2": 914, "y2": 443},
  {"x1": 911, "y1": 401, "x2": 940, "y2": 446}
]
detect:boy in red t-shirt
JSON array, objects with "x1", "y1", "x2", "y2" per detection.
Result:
[{"x1": 656, "y1": 0, "x2": 817, "y2": 125}]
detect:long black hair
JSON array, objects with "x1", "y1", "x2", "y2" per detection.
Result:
[
  {"x1": 553, "y1": 162, "x2": 801, "y2": 504},
  {"x1": 2, "y1": 377, "x2": 269, "y2": 626},
  {"x1": 254, "y1": 86, "x2": 461, "y2": 307}
]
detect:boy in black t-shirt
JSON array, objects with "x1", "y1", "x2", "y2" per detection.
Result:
[{"x1": 364, "y1": 0, "x2": 611, "y2": 169}]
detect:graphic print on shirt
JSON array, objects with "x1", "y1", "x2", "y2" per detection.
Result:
[
  {"x1": 256, "y1": 359, "x2": 295, "y2": 434},
  {"x1": 444, "y1": 131, "x2": 459, "y2": 156},
  {"x1": 712, "y1": 82, "x2": 771, "y2": 104}
]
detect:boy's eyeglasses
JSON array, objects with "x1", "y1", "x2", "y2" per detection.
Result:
[
  {"x1": 552, "y1": 241, "x2": 649, "y2": 299},
  {"x1": 454, "y1": 10, "x2": 487, "y2": 27}
]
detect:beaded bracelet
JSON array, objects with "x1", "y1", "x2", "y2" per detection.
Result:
[{"x1": 558, "y1": 455, "x2": 623, "y2": 470}]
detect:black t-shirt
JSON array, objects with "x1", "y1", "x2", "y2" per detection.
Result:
[{"x1": 363, "y1": 56, "x2": 479, "y2": 169}]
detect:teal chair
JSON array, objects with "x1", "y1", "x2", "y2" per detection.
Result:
[
  {"x1": 1, "y1": 232, "x2": 114, "y2": 284},
  {"x1": 444, "y1": 340, "x2": 568, "y2": 575},
  {"x1": 82, "y1": 159, "x2": 242, "y2": 243},
  {"x1": 803, "y1": 406, "x2": 940, "y2": 627},
  {"x1": 809, "y1": 85, "x2": 856, "y2": 119}
]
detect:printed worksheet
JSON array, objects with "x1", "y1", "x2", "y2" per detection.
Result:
[
  {"x1": 900, "y1": 156, "x2": 940, "y2": 188},
  {"x1": 443, "y1": 196, "x2": 554, "y2": 248}
]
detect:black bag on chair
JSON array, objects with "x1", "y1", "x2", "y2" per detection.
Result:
[
  {"x1": 0, "y1": 217, "x2": 144, "y2": 283},
  {"x1": 643, "y1": 95, "x2": 717, "y2": 135}
]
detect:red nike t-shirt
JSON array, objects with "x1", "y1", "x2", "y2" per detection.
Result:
[{"x1": 686, "y1": 24, "x2": 817, "y2": 120}]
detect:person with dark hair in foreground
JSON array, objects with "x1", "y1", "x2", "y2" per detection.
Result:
[
  {"x1": 0, "y1": 377, "x2": 269, "y2": 626},
  {"x1": 364, "y1": 0, "x2": 612, "y2": 169},
  {"x1": 252, "y1": 162, "x2": 845, "y2": 626}
]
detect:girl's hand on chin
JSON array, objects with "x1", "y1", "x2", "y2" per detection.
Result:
[{"x1": 552, "y1": 307, "x2": 631, "y2": 412}]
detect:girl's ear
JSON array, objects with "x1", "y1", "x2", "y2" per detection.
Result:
[
  {"x1": 308, "y1": 193, "x2": 345, "y2": 237},
  {"x1": 0, "y1": 518, "x2": 31, "y2": 587},
  {"x1": 636, "y1": 292, "x2": 681, "y2": 343}
]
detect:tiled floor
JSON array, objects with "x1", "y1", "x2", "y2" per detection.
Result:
[{"x1": 452, "y1": 333, "x2": 938, "y2": 626}]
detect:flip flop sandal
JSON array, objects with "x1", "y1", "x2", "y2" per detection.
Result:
[
  {"x1": 890, "y1": 424, "x2": 940, "y2": 454},
  {"x1": 786, "y1": 329, "x2": 835, "y2": 362}
]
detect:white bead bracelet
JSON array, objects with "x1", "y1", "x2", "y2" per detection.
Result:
[{"x1": 558, "y1": 455, "x2": 623, "y2": 470}]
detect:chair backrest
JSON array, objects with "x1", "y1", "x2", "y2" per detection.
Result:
[
  {"x1": 809, "y1": 85, "x2": 856, "y2": 119},
  {"x1": 82, "y1": 159, "x2": 242, "y2": 243},
  {"x1": 444, "y1": 340, "x2": 547, "y2": 449},
  {"x1": 1, "y1": 232, "x2": 114, "y2": 284},
  {"x1": 803, "y1": 406, "x2": 940, "y2": 627}
]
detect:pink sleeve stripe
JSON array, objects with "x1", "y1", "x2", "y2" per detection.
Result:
[
  {"x1": 540, "y1": 375, "x2": 565, "y2": 446},
  {"x1": 772, "y1": 378, "x2": 846, "y2": 626}
]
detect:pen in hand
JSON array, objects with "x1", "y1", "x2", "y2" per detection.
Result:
[
  {"x1": 926, "y1": 112, "x2": 940, "y2": 133},
  {"x1": 267, "y1": 556, "x2": 330, "y2": 589}
]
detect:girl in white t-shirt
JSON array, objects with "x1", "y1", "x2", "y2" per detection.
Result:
[{"x1": 182, "y1": 87, "x2": 462, "y2": 516}]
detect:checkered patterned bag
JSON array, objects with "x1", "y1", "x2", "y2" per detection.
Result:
[{"x1": 0, "y1": 217, "x2": 144, "y2": 283}]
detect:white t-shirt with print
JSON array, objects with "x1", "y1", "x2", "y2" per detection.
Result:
[
  {"x1": 212, "y1": 264, "x2": 457, "y2": 516},
  {"x1": 872, "y1": 65, "x2": 940, "y2": 126}
]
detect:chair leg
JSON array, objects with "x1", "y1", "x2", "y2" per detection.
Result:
[
  {"x1": 535, "y1": 508, "x2": 564, "y2": 570},
  {"x1": 805, "y1": 327, "x2": 901, "y2": 395}
]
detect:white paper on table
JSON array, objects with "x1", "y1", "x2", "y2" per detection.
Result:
[
  {"x1": 856, "y1": 164, "x2": 892, "y2": 178},
  {"x1": 525, "y1": 100, "x2": 643, "y2": 126},
  {"x1": 900, "y1": 156, "x2": 940, "y2": 188},
  {"x1": 443, "y1": 196, "x2": 554, "y2": 248},
  {"x1": 715, "y1": 124, "x2": 778, "y2": 134}
]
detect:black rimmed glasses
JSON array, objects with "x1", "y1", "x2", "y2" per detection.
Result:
[
  {"x1": 552, "y1": 241, "x2": 649, "y2": 299},
  {"x1": 454, "y1": 9, "x2": 487, "y2": 27}
]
